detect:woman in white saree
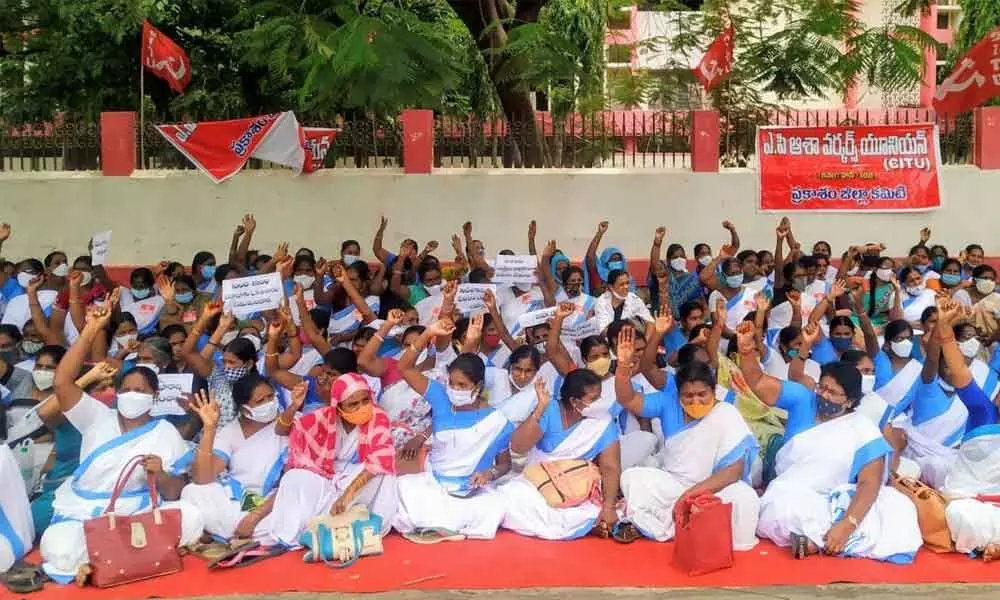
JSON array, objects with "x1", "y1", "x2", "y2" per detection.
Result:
[
  {"x1": 392, "y1": 319, "x2": 515, "y2": 543},
  {"x1": 40, "y1": 293, "x2": 204, "y2": 584},
  {"x1": 612, "y1": 328, "x2": 760, "y2": 548},
  {"x1": 498, "y1": 368, "x2": 624, "y2": 541},
  {"x1": 735, "y1": 322, "x2": 922, "y2": 562}
]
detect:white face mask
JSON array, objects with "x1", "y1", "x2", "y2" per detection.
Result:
[
  {"x1": 425, "y1": 284, "x2": 443, "y2": 297},
  {"x1": 876, "y1": 268, "x2": 894, "y2": 283},
  {"x1": 79, "y1": 271, "x2": 94, "y2": 286},
  {"x1": 116, "y1": 391, "x2": 155, "y2": 419},
  {"x1": 221, "y1": 331, "x2": 239, "y2": 346},
  {"x1": 509, "y1": 373, "x2": 537, "y2": 392},
  {"x1": 669, "y1": 258, "x2": 688, "y2": 272},
  {"x1": 293, "y1": 274, "x2": 315, "y2": 288},
  {"x1": 52, "y1": 263, "x2": 69, "y2": 277},
  {"x1": 861, "y1": 374, "x2": 875, "y2": 395},
  {"x1": 906, "y1": 284, "x2": 925, "y2": 296},
  {"x1": 847, "y1": 266, "x2": 860, "y2": 276},
  {"x1": 136, "y1": 362, "x2": 161, "y2": 374},
  {"x1": 959, "y1": 338, "x2": 981, "y2": 359},
  {"x1": 16, "y1": 272, "x2": 35, "y2": 289},
  {"x1": 610, "y1": 289, "x2": 628, "y2": 301},
  {"x1": 242, "y1": 335, "x2": 262, "y2": 352},
  {"x1": 890, "y1": 339, "x2": 913, "y2": 358},
  {"x1": 697, "y1": 255, "x2": 712, "y2": 267},
  {"x1": 415, "y1": 348, "x2": 429, "y2": 365},
  {"x1": 114, "y1": 333, "x2": 138, "y2": 349},
  {"x1": 32, "y1": 369, "x2": 55, "y2": 391},
  {"x1": 534, "y1": 342, "x2": 547, "y2": 354},
  {"x1": 976, "y1": 278, "x2": 996, "y2": 295},
  {"x1": 243, "y1": 399, "x2": 279, "y2": 423},
  {"x1": 579, "y1": 395, "x2": 614, "y2": 418},
  {"x1": 446, "y1": 385, "x2": 477, "y2": 407}
]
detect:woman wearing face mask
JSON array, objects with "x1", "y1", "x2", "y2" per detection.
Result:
[
  {"x1": 583, "y1": 221, "x2": 626, "y2": 296},
  {"x1": 538, "y1": 242, "x2": 594, "y2": 321},
  {"x1": 42, "y1": 252, "x2": 69, "y2": 290},
  {"x1": 962, "y1": 244, "x2": 986, "y2": 281},
  {"x1": 52, "y1": 257, "x2": 106, "y2": 340},
  {"x1": 498, "y1": 366, "x2": 624, "y2": 541},
  {"x1": 896, "y1": 267, "x2": 937, "y2": 327},
  {"x1": 907, "y1": 245, "x2": 940, "y2": 291},
  {"x1": 393, "y1": 321, "x2": 515, "y2": 544},
  {"x1": 178, "y1": 376, "x2": 290, "y2": 544},
  {"x1": 594, "y1": 270, "x2": 653, "y2": 334},
  {"x1": 252, "y1": 373, "x2": 396, "y2": 548},
  {"x1": 700, "y1": 246, "x2": 759, "y2": 334},
  {"x1": 389, "y1": 248, "x2": 442, "y2": 307},
  {"x1": 954, "y1": 322, "x2": 996, "y2": 402},
  {"x1": 2, "y1": 259, "x2": 55, "y2": 332},
  {"x1": 953, "y1": 264, "x2": 997, "y2": 308},
  {"x1": 694, "y1": 243, "x2": 714, "y2": 273},
  {"x1": 938, "y1": 258, "x2": 965, "y2": 296},
  {"x1": 868, "y1": 320, "x2": 923, "y2": 417},
  {"x1": 182, "y1": 303, "x2": 259, "y2": 429},
  {"x1": 614, "y1": 333, "x2": 760, "y2": 547},
  {"x1": 648, "y1": 228, "x2": 702, "y2": 321},
  {"x1": 40, "y1": 295, "x2": 204, "y2": 584},
  {"x1": 120, "y1": 267, "x2": 165, "y2": 336},
  {"x1": 192, "y1": 251, "x2": 218, "y2": 295},
  {"x1": 762, "y1": 325, "x2": 822, "y2": 383},
  {"x1": 325, "y1": 266, "x2": 381, "y2": 347},
  {"x1": 158, "y1": 274, "x2": 211, "y2": 330},
  {"x1": 863, "y1": 257, "x2": 902, "y2": 331},
  {"x1": 105, "y1": 313, "x2": 140, "y2": 367},
  {"x1": 737, "y1": 324, "x2": 922, "y2": 562}
]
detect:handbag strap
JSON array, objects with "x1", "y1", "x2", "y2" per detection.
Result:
[{"x1": 106, "y1": 455, "x2": 161, "y2": 515}]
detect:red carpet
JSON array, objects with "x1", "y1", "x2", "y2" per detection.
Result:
[{"x1": 23, "y1": 534, "x2": 999, "y2": 598}]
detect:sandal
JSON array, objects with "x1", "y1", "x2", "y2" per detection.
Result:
[
  {"x1": 208, "y1": 542, "x2": 285, "y2": 570},
  {"x1": 0, "y1": 561, "x2": 48, "y2": 594},
  {"x1": 983, "y1": 543, "x2": 1000, "y2": 563},
  {"x1": 612, "y1": 521, "x2": 642, "y2": 544},
  {"x1": 401, "y1": 528, "x2": 466, "y2": 545},
  {"x1": 791, "y1": 533, "x2": 816, "y2": 560}
]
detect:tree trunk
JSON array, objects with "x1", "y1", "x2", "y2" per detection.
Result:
[{"x1": 448, "y1": 0, "x2": 548, "y2": 167}]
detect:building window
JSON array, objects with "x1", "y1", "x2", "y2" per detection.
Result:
[
  {"x1": 937, "y1": 12, "x2": 950, "y2": 30},
  {"x1": 607, "y1": 44, "x2": 633, "y2": 64},
  {"x1": 608, "y1": 12, "x2": 630, "y2": 30}
]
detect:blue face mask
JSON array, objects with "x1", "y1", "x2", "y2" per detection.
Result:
[
  {"x1": 200, "y1": 265, "x2": 216, "y2": 280},
  {"x1": 915, "y1": 264, "x2": 930, "y2": 274},
  {"x1": 786, "y1": 348, "x2": 800, "y2": 360},
  {"x1": 816, "y1": 394, "x2": 846, "y2": 418},
  {"x1": 247, "y1": 267, "x2": 258, "y2": 276},
  {"x1": 176, "y1": 291, "x2": 194, "y2": 304},
  {"x1": 830, "y1": 336, "x2": 853, "y2": 351},
  {"x1": 724, "y1": 274, "x2": 743, "y2": 289},
  {"x1": 932, "y1": 256, "x2": 945, "y2": 271},
  {"x1": 941, "y1": 273, "x2": 961, "y2": 287},
  {"x1": 132, "y1": 288, "x2": 151, "y2": 300},
  {"x1": 607, "y1": 260, "x2": 625, "y2": 271},
  {"x1": 343, "y1": 255, "x2": 360, "y2": 266}
]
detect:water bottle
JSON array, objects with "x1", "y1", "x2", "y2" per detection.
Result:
[{"x1": 16, "y1": 441, "x2": 34, "y2": 492}]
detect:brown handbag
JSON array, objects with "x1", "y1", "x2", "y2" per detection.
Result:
[
  {"x1": 83, "y1": 456, "x2": 184, "y2": 588},
  {"x1": 523, "y1": 459, "x2": 601, "y2": 509},
  {"x1": 890, "y1": 473, "x2": 954, "y2": 553}
]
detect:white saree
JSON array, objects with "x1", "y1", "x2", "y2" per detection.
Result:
[{"x1": 942, "y1": 426, "x2": 1000, "y2": 554}]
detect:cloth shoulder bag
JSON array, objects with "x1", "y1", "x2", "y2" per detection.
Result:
[
  {"x1": 673, "y1": 494, "x2": 734, "y2": 575},
  {"x1": 299, "y1": 505, "x2": 384, "y2": 567},
  {"x1": 523, "y1": 459, "x2": 601, "y2": 509},
  {"x1": 83, "y1": 455, "x2": 183, "y2": 588},
  {"x1": 890, "y1": 473, "x2": 953, "y2": 553}
]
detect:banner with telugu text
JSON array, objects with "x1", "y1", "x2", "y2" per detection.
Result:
[{"x1": 756, "y1": 123, "x2": 942, "y2": 213}]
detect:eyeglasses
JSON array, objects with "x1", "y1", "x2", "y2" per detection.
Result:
[{"x1": 816, "y1": 385, "x2": 847, "y2": 399}]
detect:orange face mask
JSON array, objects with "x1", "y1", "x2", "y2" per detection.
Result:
[
  {"x1": 681, "y1": 401, "x2": 714, "y2": 421},
  {"x1": 340, "y1": 402, "x2": 374, "y2": 426}
]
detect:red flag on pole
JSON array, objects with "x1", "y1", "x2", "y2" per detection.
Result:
[
  {"x1": 693, "y1": 25, "x2": 735, "y2": 91},
  {"x1": 141, "y1": 20, "x2": 192, "y2": 94},
  {"x1": 934, "y1": 27, "x2": 1000, "y2": 115}
]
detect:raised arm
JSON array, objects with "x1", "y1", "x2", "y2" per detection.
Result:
[
  {"x1": 372, "y1": 216, "x2": 391, "y2": 265},
  {"x1": 788, "y1": 323, "x2": 821, "y2": 389},
  {"x1": 293, "y1": 285, "x2": 331, "y2": 355},
  {"x1": 699, "y1": 244, "x2": 734, "y2": 292},
  {"x1": 537, "y1": 240, "x2": 559, "y2": 307},
  {"x1": 483, "y1": 291, "x2": 518, "y2": 352},
  {"x1": 545, "y1": 303, "x2": 578, "y2": 376},
  {"x1": 357, "y1": 310, "x2": 405, "y2": 377},
  {"x1": 398, "y1": 319, "x2": 456, "y2": 396},
  {"x1": 649, "y1": 227, "x2": 665, "y2": 280},
  {"x1": 388, "y1": 247, "x2": 415, "y2": 303},
  {"x1": 639, "y1": 308, "x2": 673, "y2": 390},
  {"x1": 510, "y1": 378, "x2": 551, "y2": 455},
  {"x1": 188, "y1": 391, "x2": 227, "y2": 484},
  {"x1": 722, "y1": 220, "x2": 740, "y2": 252},
  {"x1": 182, "y1": 300, "x2": 225, "y2": 378},
  {"x1": 528, "y1": 220, "x2": 538, "y2": 256},
  {"x1": 462, "y1": 221, "x2": 490, "y2": 272},
  {"x1": 334, "y1": 266, "x2": 377, "y2": 324},
  {"x1": 26, "y1": 276, "x2": 64, "y2": 346},
  {"x1": 54, "y1": 288, "x2": 119, "y2": 413},
  {"x1": 735, "y1": 321, "x2": 783, "y2": 406},
  {"x1": 613, "y1": 327, "x2": 648, "y2": 416},
  {"x1": 231, "y1": 214, "x2": 256, "y2": 269},
  {"x1": 773, "y1": 219, "x2": 790, "y2": 290},
  {"x1": 585, "y1": 221, "x2": 608, "y2": 291},
  {"x1": 264, "y1": 316, "x2": 306, "y2": 390}
]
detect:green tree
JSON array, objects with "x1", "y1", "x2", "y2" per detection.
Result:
[{"x1": 953, "y1": 0, "x2": 1000, "y2": 55}]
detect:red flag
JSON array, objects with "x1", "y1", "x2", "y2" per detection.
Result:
[
  {"x1": 300, "y1": 127, "x2": 339, "y2": 173},
  {"x1": 693, "y1": 25, "x2": 735, "y2": 91},
  {"x1": 155, "y1": 112, "x2": 306, "y2": 183},
  {"x1": 934, "y1": 27, "x2": 1000, "y2": 115},
  {"x1": 141, "y1": 20, "x2": 192, "y2": 94}
]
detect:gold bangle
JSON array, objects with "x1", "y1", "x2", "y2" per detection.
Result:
[
  {"x1": 278, "y1": 414, "x2": 293, "y2": 427},
  {"x1": 265, "y1": 352, "x2": 279, "y2": 358}
]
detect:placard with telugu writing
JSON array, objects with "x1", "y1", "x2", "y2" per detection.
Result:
[
  {"x1": 152, "y1": 373, "x2": 194, "y2": 417},
  {"x1": 222, "y1": 272, "x2": 284, "y2": 314},
  {"x1": 492, "y1": 255, "x2": 538, "y2": 286},
  {"x1": 456, "y1": 284, "x2": 496, "y2": 314}
]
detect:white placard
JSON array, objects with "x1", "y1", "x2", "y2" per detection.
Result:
[
  {"x1": 517, "y1": 307, "x2": 557, "y2": 330},
  {"x1": 492, "y1": 254, "x2": 538, "y2": 286},
  {"x1": 222, "y1": 272, "x2": 284, "y2": 314},
  {"x1": 91, "y1": 231, "x2": 112, "y2": 266},
  {"x1": 152, "y1": 373, "x2": 194, "y2": 417},
  {"x1": 561, "y1": 317, "x2": 601, "y2": 341},
  {"x1": 456, "y1": 283, "x2": 496, "y2": 314}
]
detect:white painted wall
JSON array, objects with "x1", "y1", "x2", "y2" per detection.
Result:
[{"x1": 0, "y1": 167, "x2": 993, "y2": 265}]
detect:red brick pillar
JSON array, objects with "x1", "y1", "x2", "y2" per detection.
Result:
[
  {"x1": 401, "y1": 109, "x2": 434, "y2": 174},
  {"x1": 974, "y1": 107, "x2": 1000, "y2": 170},
  {"x1": 690, "y1": 110, "x2": 720, "y2": 172},
  {"x1": 100, "y1": 111, "x2": 137, "y2": 176}
]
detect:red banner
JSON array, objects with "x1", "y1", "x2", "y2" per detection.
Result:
[
  {"x1": 934, "y1": 27, "x2": 1000, "y2": 115},
  {"x1": 693, "y1": 25, "x2": 734, "y2": 91},
  {"x1": 141, "y1": 20, "x2": 191, "y2": 94},
  {"x1": 301, "y1": 127, "x2": 338, "y2": 173},
  {"x1": 156, "y1": 112, "x2": 305, "y2": 183},
  {"x1": 756, "y1": 123, "x2": 942, "y2": 212}
]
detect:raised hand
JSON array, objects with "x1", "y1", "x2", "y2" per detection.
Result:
[
  {"x1": 920, "y1": 227, "x2": 931, "y2": 244},
  {"x1": 543, "y1": 239, "x2": 556, "y2": 258},
  {"x1": 616, "y1": 327, "x2": 635, "y2": 366},
  {"x1": 386, "y1": 308, "x2": 406, "y2": 326},
  {"x1": 273, "y1": 242, "x2": 290, "y2": 263},
  {"x1": 156, "y1": 275, "x2": 175, "y2": 303},
  {"x1": 735, "y1": 321, "x2": 757, "y2": 355},
  {"x1": 722, "y1": 220, "x2": 736, "y2": 232},
  {"x1": 528, "y1": 220, "x2": 537, "y2": 240},
  {"x1": 534, "y1": 377, "x2": 550, "y2": 410},
  {"x1": 428, "y1": 317, "x2": 456, "y2": 339},
  {"x1": 467, "y1": 313, "x2": 484, "y2": 341},
  {"x1": 755, "y1": 294, "x2": 770, "y2": 313},
  {"x1": 243, "y1": 213, "x2": 257, "y2": 234},
  {"x1": 277, "y1": 256, "x2": 294, "y2": 280},
  {"x1": 190, "y1": 390, "x2": 220, "y2": 430},
  {"x1": 218, "y1": 310, "x2": 236, "y2": 334},
  {"x1": 597, "y1": 221, "x2": 609, "y2": 234},
  {"x1": 0, "y1": 223, "x2": 11, "y2": 242},
  {"x1": 68, "y1": 270, "x2": 83, "y2": 291},
  {"x1": 423, "y1": 240, "x2": 439, "y2": 255},
  {"x1": 654, "y1": 226, "x2": 666, "y2": 245},
  {"x1": 268, "y1": 312, "x2": 285, "y2": 339},
  {"x1": 443, "y1": 279, "x2": 458, "y2": 302},
  {"x1": 462, "y1": 221, "x2": 473, "y2": 237},
  {"x1": 555, "y1": 302, "x2": 575, "y2": 321},
  {"x1": 378, "y1": 216, "x2": 388, "y2": 232},
  {"x1": 829, "y1": 278, "x2": 848, "y2": 300},
  {"x1": 451, "y1": 234, "x2": 463, "y2": 255},
  {"x1": 483, "y1": 289, "x2": 498, "y2": 313},
  {"x1": 290, "y1": 381, "x2": 308, "y2": 411},
  {"x1": 801, "y1": 322, "x2": 821, "y2": 346},
  {"x1": 203, "y1": 299, "x2": 224, "y2": 321},
  {"x1": 26, "y1": 274, "x2": 44, "y2": 295},
  {"x1": 654, "y1": 307, "x2": 674, "y2": 335}
]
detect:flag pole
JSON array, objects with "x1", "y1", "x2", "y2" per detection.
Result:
[{"x1": 139, "y1": 63, "x2": 146, "y2": 168}]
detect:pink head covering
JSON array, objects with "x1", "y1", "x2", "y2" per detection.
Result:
[{"x1": 329, "y1": 373, "x2": 369, "y2": 410}]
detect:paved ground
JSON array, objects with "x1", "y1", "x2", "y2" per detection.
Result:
[{"x1": 197, "y1": 586, "x2": 1000, "y2": 600}]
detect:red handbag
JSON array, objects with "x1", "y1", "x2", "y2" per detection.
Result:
[
  {"x1": 672, "y1": 494, "x2": 734, "y2": 576},
  {"x1": 83, "y1": 456, "x2": 184, "y2": 588}
]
